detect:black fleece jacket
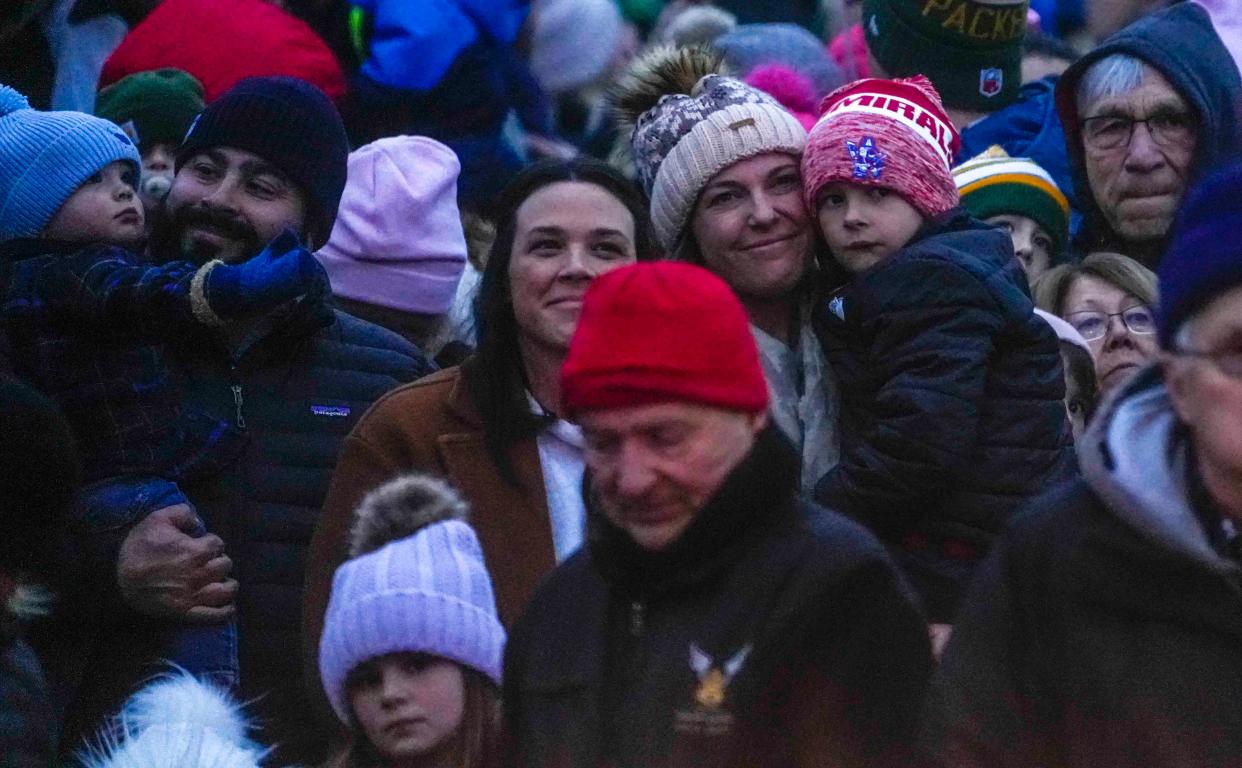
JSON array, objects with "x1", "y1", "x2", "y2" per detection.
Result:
[{"x1": 504, "y1": 427, "x2": 932, "y2": 768}]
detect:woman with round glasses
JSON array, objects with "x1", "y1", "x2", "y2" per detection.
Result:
[{"x1": 1035, "y1": 252, "x2": 1159, "y2": 393}]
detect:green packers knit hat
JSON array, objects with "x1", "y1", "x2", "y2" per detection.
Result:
[
  {"x1": 862, "y1": 0, "x2": 1027, "y2": 111},
  {"x1": 953, "y1": 145, "x2": 1070, "y2": 258}
]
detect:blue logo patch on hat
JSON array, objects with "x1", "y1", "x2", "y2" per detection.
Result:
[
  {"x1": 112, "y1": 130, "x2": 133, "y2": 147},
  {"x1": 847, "y1": 137, "x2": 886, "y2": 180},
  {"x1": 980, "y1": 68, "x2": 1004, "y2": 98}
]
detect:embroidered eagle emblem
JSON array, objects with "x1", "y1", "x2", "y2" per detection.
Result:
[
  {"x1": 846, "y1": 136, "x2": 886, "y2": 180},
  {"x1": 689, "y1": 643, "x2": 752, "y2": 709}
]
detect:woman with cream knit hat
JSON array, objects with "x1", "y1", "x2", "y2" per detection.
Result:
[{"x1": 611, "y1": 45, "x2": 841, "y2": 499}]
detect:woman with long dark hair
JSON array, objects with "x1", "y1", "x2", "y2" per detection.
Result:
[{"x1": 302, "y1": 157, "x2": 658, "y2": 729}]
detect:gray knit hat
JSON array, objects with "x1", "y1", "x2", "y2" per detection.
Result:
[{"x1": 613, "y1": 47, "x2": 806, "y2": 251}]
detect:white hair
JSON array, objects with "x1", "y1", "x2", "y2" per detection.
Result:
[{"x1": 1076, "y1": 53, "x2": 1147, "y2": 115}]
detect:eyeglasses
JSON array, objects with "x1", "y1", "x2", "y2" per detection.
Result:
[
  {"x1": 1174, "y1": 347, "x2": 1242, "y2": 380},
  {"x1": 1080, "y1": 110, "x2": 1198, "y2": 152},
  {"x1": 1066, "y1": 305, "x2": 1155, "y2": 341}
]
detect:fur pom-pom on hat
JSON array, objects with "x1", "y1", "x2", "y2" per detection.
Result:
[
  {"x1": 82, "y1": 672, "x2": 265, "y2": 768},
  {"x1": 349, "y1": 473, "x2": 469, "y2": 558},
  {"x1": 610, "y1": 45, "x2": 726, "y2": 130}
]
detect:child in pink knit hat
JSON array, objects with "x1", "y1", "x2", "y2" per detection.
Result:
[{"x1": 800, "y1": 75, "x2": 1074, "y2": 629}]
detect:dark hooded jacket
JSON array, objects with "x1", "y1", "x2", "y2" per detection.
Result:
[
  {"x1": 504, "y1": 426, "x2": 932, "y2": 768},
  {"x1": 813, "y1": 210, "x2": 1075, "y2": 621},
  {"x1": 920, "y1": 365, "x2": 1242, "y2": 768},
  {"x1": 1055, "y1": 2, "x2": 1242, "y2": 263}
]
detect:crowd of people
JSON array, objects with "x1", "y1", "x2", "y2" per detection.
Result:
[{"x1": 1, "y1": 0, "x2": 1240, "y2": 766}]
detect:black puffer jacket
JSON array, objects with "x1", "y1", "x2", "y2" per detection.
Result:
[
  {"x1": 504, "y1": 427, "x2": 932, "y2": 768},
  {"x1": 813, "y1": 210, "x2": 1074, "y2": 620},
  {"x1": 1055, "y1": 2, "x2": 1242, "y2": 263},
  {"x1": 172, "y1": 295, "x2": 431, "y2": 763}
]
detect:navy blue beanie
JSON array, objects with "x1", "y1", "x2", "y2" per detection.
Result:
[
  {"x1": 177, "y1": 76, "x2": 348, "y2": 244},
  {"x1": 1157, "y1": 160, "x2": 1242, "y2": 346}
]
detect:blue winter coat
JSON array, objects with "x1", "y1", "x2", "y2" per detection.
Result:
[{"x1": 813, "y1": 210, "x2": 1075, "y2": 620}]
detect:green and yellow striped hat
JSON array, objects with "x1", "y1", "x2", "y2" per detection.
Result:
[{"x1": 953, "y1": 145, "x2": 1070, "y2": 259}]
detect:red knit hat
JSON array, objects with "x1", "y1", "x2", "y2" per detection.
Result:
[
  {"x1": 561, "y1": 263, "x2": 769, "y2": 417},
  {"x1": 99, "y1": 0, "x2": 346, "y2": 104},
  {"x1": 801, "y1": 76, "x2": 960, "y2": 217}
]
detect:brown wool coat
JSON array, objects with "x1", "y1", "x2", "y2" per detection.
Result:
[{"x1": 301, "y1": 366, "x2": 556, "y2": 726}]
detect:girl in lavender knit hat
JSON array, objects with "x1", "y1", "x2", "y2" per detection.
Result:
[{"x1": 318, "y1": 473, "x2": 505, "y2": 768}]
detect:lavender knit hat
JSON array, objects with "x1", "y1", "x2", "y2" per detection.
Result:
[
  {"x1": 315, "y1": 136, "x2": 467, "y2": 316},
  {"x1": 318, "y1": 474, "x2": 505, "y2": 724},
  {"x1": 613, "y1": 47, "x2": 806, "y2": 251}
]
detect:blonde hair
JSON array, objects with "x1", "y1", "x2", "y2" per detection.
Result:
[{"x1": 1033, "y1": 251, "x2": 1158, "y2": 316}]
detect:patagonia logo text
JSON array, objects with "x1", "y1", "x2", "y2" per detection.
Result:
[{"x1": 311, "y1": 405, "x2": 351, "y2": 418}]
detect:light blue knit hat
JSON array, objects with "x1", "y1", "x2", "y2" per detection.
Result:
[
  {"x1": 0, "y1": 84, "x2": 141, "y2": 242},
  {"x1": 319, "y1": 474, "x2": 505, "y2": 725}
]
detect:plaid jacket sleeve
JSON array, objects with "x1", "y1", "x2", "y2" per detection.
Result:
[{"x1": 2, "y1": 245, "x2": 217, "y2": 338}]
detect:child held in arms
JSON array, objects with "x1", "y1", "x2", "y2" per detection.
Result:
[
  {"x1": 800, "y1": 76, "x2": 1073, "y2": 632},
  {"x1": 0, "y1": 84, "x2": 322, "y2": 687}
]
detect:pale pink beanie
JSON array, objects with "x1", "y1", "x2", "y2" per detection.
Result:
[{"x1": 316, "y1": 136, "x2": 467, "y2": 316}]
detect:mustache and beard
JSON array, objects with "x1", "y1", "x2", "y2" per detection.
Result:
[{"x1": 147, "y1": 203, "x2": 265, "y2": 265}]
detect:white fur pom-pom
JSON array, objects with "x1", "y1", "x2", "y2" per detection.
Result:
[{"x1": 80, "y1": 672, "x2": 266, "y2": 768}]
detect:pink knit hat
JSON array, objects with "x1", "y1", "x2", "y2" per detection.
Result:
[
  {"x1": 316, "y1": 136, "x2": 467, "y2": 316},
  {"x1": 801, "y1": 75, "x2": 961, "y2": 218}
]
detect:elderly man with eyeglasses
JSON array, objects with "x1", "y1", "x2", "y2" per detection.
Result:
[
  {"x1": 919, "y1": 161, "x2": 1242, "y2": 768},
  {"x1": 1054, "y1": 2, "x2": 1241, "y2": 268}
]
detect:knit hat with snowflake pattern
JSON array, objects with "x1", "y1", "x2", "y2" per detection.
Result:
[
  {"x1": 801, "y1": 75, "x2": 960, "y2": 218},
  {"x1": 612, "y1": 45, "x2": 806, "y2": 251}
]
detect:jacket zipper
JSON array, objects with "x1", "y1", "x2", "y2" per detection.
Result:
[
  {"x1": 630, "y1": 600, "x2": 645, "y2": 637},
  {"x1": 229, "y1": 363, "x2": 247, "y2": 429},
  {"x1": 230, "y1": 384, "x2": 246, "y2": 429}
]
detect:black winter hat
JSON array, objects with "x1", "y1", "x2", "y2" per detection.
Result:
[
  {"x1": 176, "y1": 76, "x2": 349, "y2": 246},
  {"x1": 0, "y1": 376, "x2": 80, "y2": 578}
]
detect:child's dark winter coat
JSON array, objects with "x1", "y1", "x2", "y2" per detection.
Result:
[{"x1": 813, "y1": 210, "x2": 1074, "y2": 620}]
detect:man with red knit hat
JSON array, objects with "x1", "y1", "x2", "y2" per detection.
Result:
[
  {"x1": 502, "y1": 261, "x2": 931, "y2": 768},
  {"x1": 801, "y1": 75, "x2": 1073, "y2": 633}
]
